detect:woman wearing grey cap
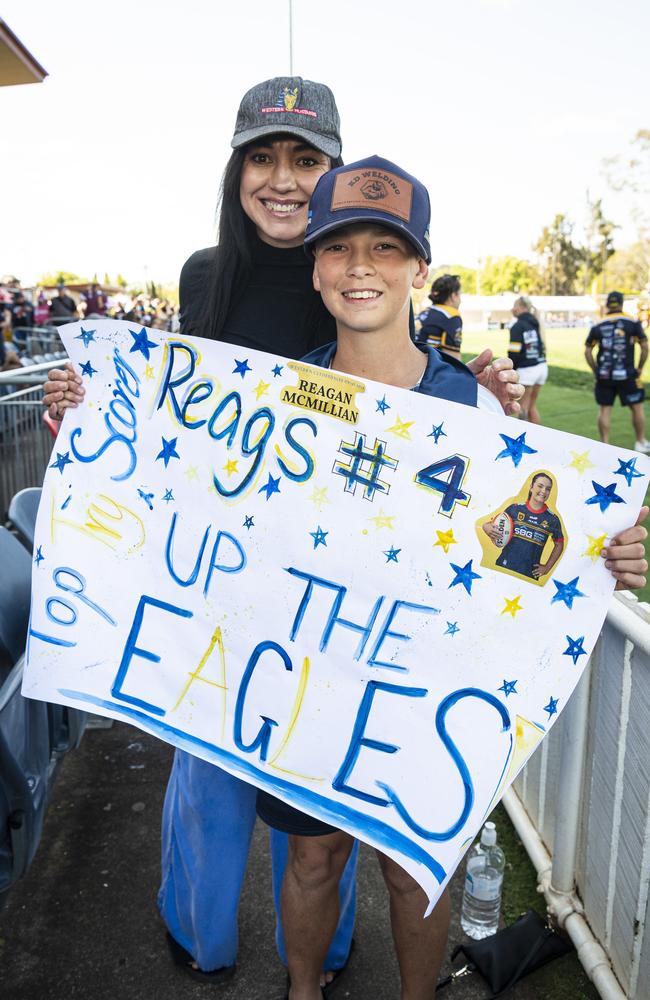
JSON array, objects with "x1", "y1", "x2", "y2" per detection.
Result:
[{"x1": 43, "y1": 75, "x2": 523, "y2": 990}]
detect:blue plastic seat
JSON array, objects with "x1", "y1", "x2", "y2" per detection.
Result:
[
  {"x1": 8, "y1": 488, "x2": 42, "y2": 553},
  {"x1": 0, "y1": 527, "x2": 49, "y2": 906},
  {"x1": 0, "y1": 527, "x2": 32, "y2": 672}
]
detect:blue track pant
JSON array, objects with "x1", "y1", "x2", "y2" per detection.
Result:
[{"x1": 159, "y1": 749, "x2": 358, "y2": 973}]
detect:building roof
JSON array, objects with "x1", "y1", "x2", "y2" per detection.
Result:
[{"x1": 0, "y1": 19, "x2": 47, "y2": 87}]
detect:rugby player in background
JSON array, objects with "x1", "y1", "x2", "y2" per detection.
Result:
[
  {"x1": 585, "y1": 290, "x2": 650, "y2": 452},
  {"x1": 415, "y1": 273, "x2": 463, "y2": 358}
]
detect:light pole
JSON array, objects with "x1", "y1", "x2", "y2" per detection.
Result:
[{"x1": 288, "y1": 0, "x2": 294, "y2": 75}]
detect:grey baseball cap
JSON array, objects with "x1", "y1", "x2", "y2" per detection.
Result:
[{"x1": 231, "y1": 77, "x2": 342, "y2": 159}]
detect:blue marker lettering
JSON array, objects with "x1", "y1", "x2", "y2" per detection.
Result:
[
  {"x1": 285, "y1": 567, "x2": 346, "y2": 642},
  {"x1": 233, "y1": 640, "x2": 292, "y2": 761},
  {"x1": 69, "y1": 347, "x2": 140, "y2": 481},
  {"x1": 207, "y1": 390, "x2": 241, "y2": 446},
  {"x1": 334, "y1": 680, "x2": 427, "y2": 806},
  {"x1": 277, "y1": 416, "x2": 317, "y2": 483},
  {"x1": 155, "y1": 341, "x2": 199, "y2": 423},
  {"x1": 203, "y1": 532, "x2": 247, "y2": 597},
  {"x1": 112, "y1": 595, "x2": 193, "y2": 716},
  {"x1": 321, "y1": 593, "x2": 386, "y2": 660},
  {"x1": 165, "y1": 511, "x2": 212, "y2": 587},
  {"x1": 180, "y1": 380, "x2": 214, "y2": 429},
  {"x1": 367, "y1": 601, "x2": 439, "y2": 673}
]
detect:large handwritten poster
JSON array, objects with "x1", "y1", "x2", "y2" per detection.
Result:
[{"x1": 23, "y1": 320, "x2": 649, "y2": 910}]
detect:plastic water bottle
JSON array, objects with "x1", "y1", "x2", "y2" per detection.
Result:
[{"x1": 460, "y1": 821, "x2": 505, "y2": 939}]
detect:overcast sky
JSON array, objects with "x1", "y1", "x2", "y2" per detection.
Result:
[{"x1": 3, "y1": 0, "x2": 649, "y2": 286}]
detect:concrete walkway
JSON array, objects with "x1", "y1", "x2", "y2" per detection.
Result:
[{"x1": 0, "y1": 722, "x2": 592, "y2": 1000}]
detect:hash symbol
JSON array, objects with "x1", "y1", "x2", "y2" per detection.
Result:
[{"x1": 333, "y1": 432, "x2": 398, "y2": 501}]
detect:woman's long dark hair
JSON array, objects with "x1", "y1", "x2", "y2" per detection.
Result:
[{"x1": 201, "y1": 142, "x2": 343, "y2": 343}]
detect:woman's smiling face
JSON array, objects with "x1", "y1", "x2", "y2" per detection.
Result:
[
  {"x1": 530, "y1": 475, "x2": 552, "y2": 508},
  {"x1": 239, "y1": 138, "x2": 330, "y2": 249}
]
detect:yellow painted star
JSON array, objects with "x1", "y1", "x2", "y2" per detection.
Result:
[
  {"x1": 144, "y1": 363, "x2": 155, "y2": 380},
  {"x1": 185, "y1": 465, "x2": 199, "y2": 482},
  {"x1": 254, "y1": 379, "x2": 270, "y2": 401},
  {"x1": 501, "y1": 596, "x2": 523, "y2": 618},
  {"x1": 223, "y1": 458, "x2": 239, "y2": 476},
  {"x1": 309, "y1": 486, "x2": 330, "y2": 510},
  {"x1": 583, "y1": 533, "x2": 607, "y2": 562},
  {"x1": 434, "y1": 528, "x2": 457, "y2": 553},
  {"x1": 386, "y1": 415, "x2": 415, "y2": 440},
  {"x1": 567, "y1": 450, "x2": 595, "y2": 475},
  {"x1": 369, "y1": 509, "x2": 395, "y2": 530}
]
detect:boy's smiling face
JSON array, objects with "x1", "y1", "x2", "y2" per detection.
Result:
[{"x1": 312, "y1": 224, "x2": 428, "y2": 334}]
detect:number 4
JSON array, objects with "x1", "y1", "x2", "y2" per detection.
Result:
[{"x1": 415, "y1": 454, "x2": 471, "y2": 517}]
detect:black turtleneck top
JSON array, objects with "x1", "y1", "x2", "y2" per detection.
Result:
[{"x1": 178, "y1": 239, "x2": 335, "y2": 361}]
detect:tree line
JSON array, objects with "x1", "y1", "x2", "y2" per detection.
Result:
[{"x1": 433, "y1": 129, "x2": 650, "y2": 298}]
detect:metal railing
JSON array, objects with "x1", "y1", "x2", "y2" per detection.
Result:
[
  {"x1": 504, "y1": 592, "x2": 650, "y2": 999},
  {"x1": 0, "y1": 365, "x2": 57, "y2": 520}
]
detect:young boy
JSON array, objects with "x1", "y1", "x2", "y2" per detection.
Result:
[{"x1": 255, "y1": 156, "x2": 649, "y2": 1000}]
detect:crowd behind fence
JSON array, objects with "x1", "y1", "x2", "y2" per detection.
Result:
[{"x1": 0, "y1": 365, "x2": 55, "y2": 521}]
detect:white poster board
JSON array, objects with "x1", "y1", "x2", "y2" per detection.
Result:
[{"x1": 23, "y1": 320, "x2": 649, "y2": 910}]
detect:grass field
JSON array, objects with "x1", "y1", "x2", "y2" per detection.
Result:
[{"x1": 461, "y1": 326, "x2": 650, "y2": 603}]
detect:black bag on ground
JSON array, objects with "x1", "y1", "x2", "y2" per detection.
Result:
[{"x1": 438, "y1": 909, "x2": 573, "y2": 997}]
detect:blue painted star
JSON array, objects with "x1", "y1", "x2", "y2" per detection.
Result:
[
  {"x1": 564, "y1": 635, "x2": 587, "y2": 665},
  {"x1": 137, "y1": 488, "x2": 154, "y2": 510},
  {"x1": 233, "y1": 358, "x2": 252, "y2": 378},
  {"x1": 543, "y1": 696, "x2": 559, "y2": 719},
  {"x1": 75, "y1": 327, "x2": 96, "y2": 348},
  {"x1": 156, "y1": 437, "x2": 180, "y2": 467},
  {"x1": 310, "y1": 526, "x2": 329, "y2": 549},
  {"x1": 614, "y1": 458, "x2": 644, "y2": 488},
  {"x1": 585, "y1": 481, "x2": 625, "y2": 513},
  {"x1": 258, "y1": 473, "x2": 281, "y2": 500},
  {"x1": 50, "y1": 451, "x2": 73, "y2": 474},
  {"x1": 428, "y1": 422, "x2": 447, "y2": 444},
  {"x1": 495, "y1": 431, "x2": 538, "y2": 468},
  {"x1": 34, "y1": 545, "x2": 45, "y2": 567},
  {"x1": 551, "y1": 577, "x2": 586, "y2": 609},
  {"x1": 272, "y1": 364, "x2": 283, "y2": 377},
  {"x1": 384, "y1": 546, "x2": 401, "y2": 563},
  {"x1": 499, "y1": 679, "x2": 518, "y2": 697},
  {"x1": 243, "y1": 515, "x2": 254, "y2": 530},
  {"x1": 80, "y1": 360, "x2": 97, "y2": 378},
  {"x1": 129, "y1": 327, "x2": 159, "y2": 360},
  {"x1": 445, "y1": 621, "x2": 460, "y2": 637},
  {"x1": 449, "y1": 559, "x2": 482, "y2": 595},
  {"x1": 376, "y1": 395, "x2": 391, "y2": 415},
  {"x1": 163, "y1": 489, "x2": 174, "y2": 503}
]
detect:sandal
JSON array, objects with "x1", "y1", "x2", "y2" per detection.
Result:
[{"x1": 166, "y1": 930, "x2": 236, "y2": 985}]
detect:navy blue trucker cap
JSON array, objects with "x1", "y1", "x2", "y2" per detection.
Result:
[
  {"x1": 606, "y1": 290, "x2": 624, "y2": 309},
  {"x1": 304, "y1": 155, "x2": 431, "y2": 263}
]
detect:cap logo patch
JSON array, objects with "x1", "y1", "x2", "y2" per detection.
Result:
[
  {"x1": 260, "y1": 85, "x2": 317, "y2": 118},
  {"x1": 282, "y1": 86, "x2": 298, "y2": 111},
  {"x1": 331, "y1": 169, "x2": 413, "y2": 222},
  {"x1": 360, "y1": 180, "x2": 388, "y2": 201}
]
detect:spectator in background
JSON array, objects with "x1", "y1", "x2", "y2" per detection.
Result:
[
  {"x1": 10, "y1": 291, "x2": 34, "y2": 331},
  {"x1": 82, "y1": 282, "x2": 107, "y2": 317},
  {"x1": 416, "y1": 273, "x2": 463, "y2": 358},
  {"x1": 585, "y1": 290, "x2": 650, "y2": 452},
  {"x1": 34, "y1": 290, "x2": 51, "y2": 327},
  {"x1": 50, "y1": 283, "x2": 78, "y2": 320},
  {"x1": 508, "y1": 296, "x2": 547, "y2": 423}
]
